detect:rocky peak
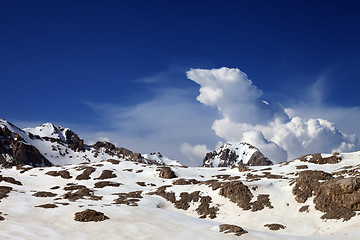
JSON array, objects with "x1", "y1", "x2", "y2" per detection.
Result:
[
  {"x1": 0, "y1": 123, "x2": 51, "y2": 167},
  {"x1": 202, "y1": 142, "x2": 272, "y2": 167},
  {"x1": 25, "y1": 123, "x2": 86, "y2": 152}
]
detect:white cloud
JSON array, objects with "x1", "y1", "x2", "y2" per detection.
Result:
[
  {"x1": 82, "y1": 66, "x2": 359, "y2": 166},
  {"x1": 180, "y1": 143, "x2": 210, "y2": 164},
  {"x1": 187, "y1": 67, "x2": 359, "y2": 163},
  {"x1": 84, "y1": 87, "x2": 220, "y2": 166}
]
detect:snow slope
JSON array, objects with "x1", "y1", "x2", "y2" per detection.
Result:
[{"x1": 1, "y1": 150, "x2": 360, "y2": 239}]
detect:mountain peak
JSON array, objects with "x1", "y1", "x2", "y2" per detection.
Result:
[{"x1": 203, "y1": 142, "x2": 272, "y2": 167}]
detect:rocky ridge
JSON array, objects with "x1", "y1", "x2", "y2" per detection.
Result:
[{"x1": 0, "y1": 118, "x2": 178, "y2": 168}]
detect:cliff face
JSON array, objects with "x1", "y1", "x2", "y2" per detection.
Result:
[{"x1": 202, "y1": 142, "x2": 272, "y2": 167}]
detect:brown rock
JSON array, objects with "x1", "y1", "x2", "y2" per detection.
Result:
[
  {"x1": 251, "y1": 194, "x2": 273, "y2": 211},
  {"x1": 32, "y1": 191, "x2": 57, "y2": 197},
  {"x1": 264, "y1": 223, "x2": 286, "y2": 230},
  {"x1": 299, "y1": 153, "x2": 341, "y2": 164},
  {"x1": 95, "y1": 170, "x2": 117, "y2": 180},
  {"x1": 63, "y1": 187, "x2": 101, "y2": 202},
  {"x1": 74, "y1": 209, "x2": 109, "y2": 222},
  {"x1": 0, "y1": 175, "x2": 22, "y2": 185},
  {"x1": 75, "y1": 167, "x2": 96, "y2": 180},
  {"x1": 0, "y1": 186, "x2": 12, "y2": 201},
  {"x1": 107, "y1": 159, "x2": 120, "y2": 164},
  {"x1": 292, "y1": 170, "x2": 332, "y2": 203},
  {"x1": 219, "y1": 224, "x2": 248, "y2": 236},
  {"x1": 218, "y1": 181, "x2": 253, "y2": 210},
  {"x1": 35, "y1": 204, "x2": 58, "y2": 208},
  {"x1": 113, "y1": 191, "x2": 143, "y2": 206},
  {"x1": 46, "y1": 170, "x2": 72, "y2": 179},
  {"x1": 94, "y1": 181, "x2": 122, "y2": 188},
  {"x1": 299, "y1": 205, "x2": 309, "y2": 213},
  {"x1": 173, "y1": 178, "x2": 200, "y2": 185},
  {"x1": 159, "y1": 167, "x2": 176, "y2": 179}
]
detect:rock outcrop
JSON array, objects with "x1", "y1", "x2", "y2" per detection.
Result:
[{"x1": 0, "y1": 122, "x2": 51, "y2": 167}]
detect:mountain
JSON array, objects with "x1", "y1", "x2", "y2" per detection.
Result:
[
  {"x1": 1, "y1": 117, "x2": 360, "y2": 239},
  {"x1": 203, "y1": 142, "x2": 273, "y2": 167},
  {"x1": 0, "y1": 118, "x2": 179, "y2": 167}
]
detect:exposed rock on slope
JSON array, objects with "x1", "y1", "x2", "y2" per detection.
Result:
[
  {"x1": 74, "y1": 209, "x2": 109, "y2": 222},
  {"x1": 0, "y1": 121, "x2": 51, "y2": 167},
  {"x1": 0, "y1": 148, "x2": 360, "y2": 239},
  {"x1": 202, "y1": 142, "x2": 272, "y2": 167},
  {"x1": 0, "y1": 118, "x2": 175, "y2": 167},
  {"x1": 299, "y1": 152, "x2": 342, "y2": 164}
]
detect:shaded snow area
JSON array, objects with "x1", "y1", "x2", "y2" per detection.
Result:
[{"x1": 1, "y1": 150, "x2": 360, "y2": 240}]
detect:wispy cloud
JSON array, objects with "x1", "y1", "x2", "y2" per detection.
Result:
[{"x1": 84, "y1": 86, "x2": 220, "y2": 166}]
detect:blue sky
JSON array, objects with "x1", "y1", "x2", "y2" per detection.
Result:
[{"x1": 1, "y1": 1, "x2": 360, "y2": 165}]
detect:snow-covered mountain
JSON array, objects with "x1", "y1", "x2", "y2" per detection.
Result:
[
  {"x1": 203, "y1": 142, "x2": 272, "y2": 167},
  {"x1": 2, "y1": 117, "x2": 360, "y2": 239},
  {"x1": 0, "y1": 118, "x2": 179, "y2": 167}
]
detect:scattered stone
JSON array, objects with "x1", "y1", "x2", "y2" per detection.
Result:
[
  {"x1": 32, "y1": 191, "x2": 57, "y2": 197},
  {"x1": 296, "y1": 165, "x2": 308, "y2": 170},
  {"x1": 219, "y1": 224, "x2": 248, "y2": 236},
  {"x1": 148, "y1": 185, "x2": 175, "y2": 202},
  {"x1": 113, "y1": 191, "x2": 143, "y2": 206},
  {"x1": 149, "y1": 186, "x2": 218, "y2": 218},
  {"x1": 107, "y1": 159, "x2": 120, "y2": 164},
  {"x1": 16, "y1": 164, "x2": 33, "y2": 173},
  {"x1": 197, "y1": 195, "x2": 218, "y2": 219},
  {"x1": 95, "y1": 170, "x2": 117, "y2": 180},
  {"x1": 299, "y1": 205, "x2": 310, "y2": 213},
  {"x1": 251, "y1": 194, "x2": 273, "y2": 211},
  {"x1": 173, "y1": 178, "x2": 200, "y2": 185},
  {"x1": 35, "y1": 204, "x2": 58, "y2": 208},
  {"x1": 136, "y1": 182, "x2": 146, "y2": 187},
  {"x1": 74, "y1": 209, "x2": 109, "y2": 222},
  {"x1": 58, "y1": 170, "x2": 72, "y2": 179},
  {"x1": 75, "y1": 167, "x2": 96, "y2": 180},
  {"x1": 64, "y1": 184, "x2": 87, "y2": 191},
  {"x1": 264, "y1": 223, "x2": 286, "y2": 230},
  {"x1": 92, "y1": 164, "x2": 104, "y2": 167},
  {"x1": 174, "y1": 191, "x2": 200, "y2": 210},
  {"x1": 63, "y1": 187, "x2": 102, "y2": 201},
  {"x1": 46, "y1": 170, "x2": 72, "y2": 179},
  {"x1": 94, "y1": 181, "x2": 122, "y2": 188},
  {"x1": 0, "y1": 175, "x2": 22, "y2": 185},
  {"x1": 0, "y1": 186, "x2": 12, "y2": 201},
  {"x1": 159, "y1": 167, "x2": 176, "y2": 179}
]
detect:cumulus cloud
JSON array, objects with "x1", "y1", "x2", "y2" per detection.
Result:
[
  {"x1": 180, "y1": 143, "x2": 210, "y2": 162},
  {"x1": 187, "y1": 67, "x2": 359, "y2": 163}
]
